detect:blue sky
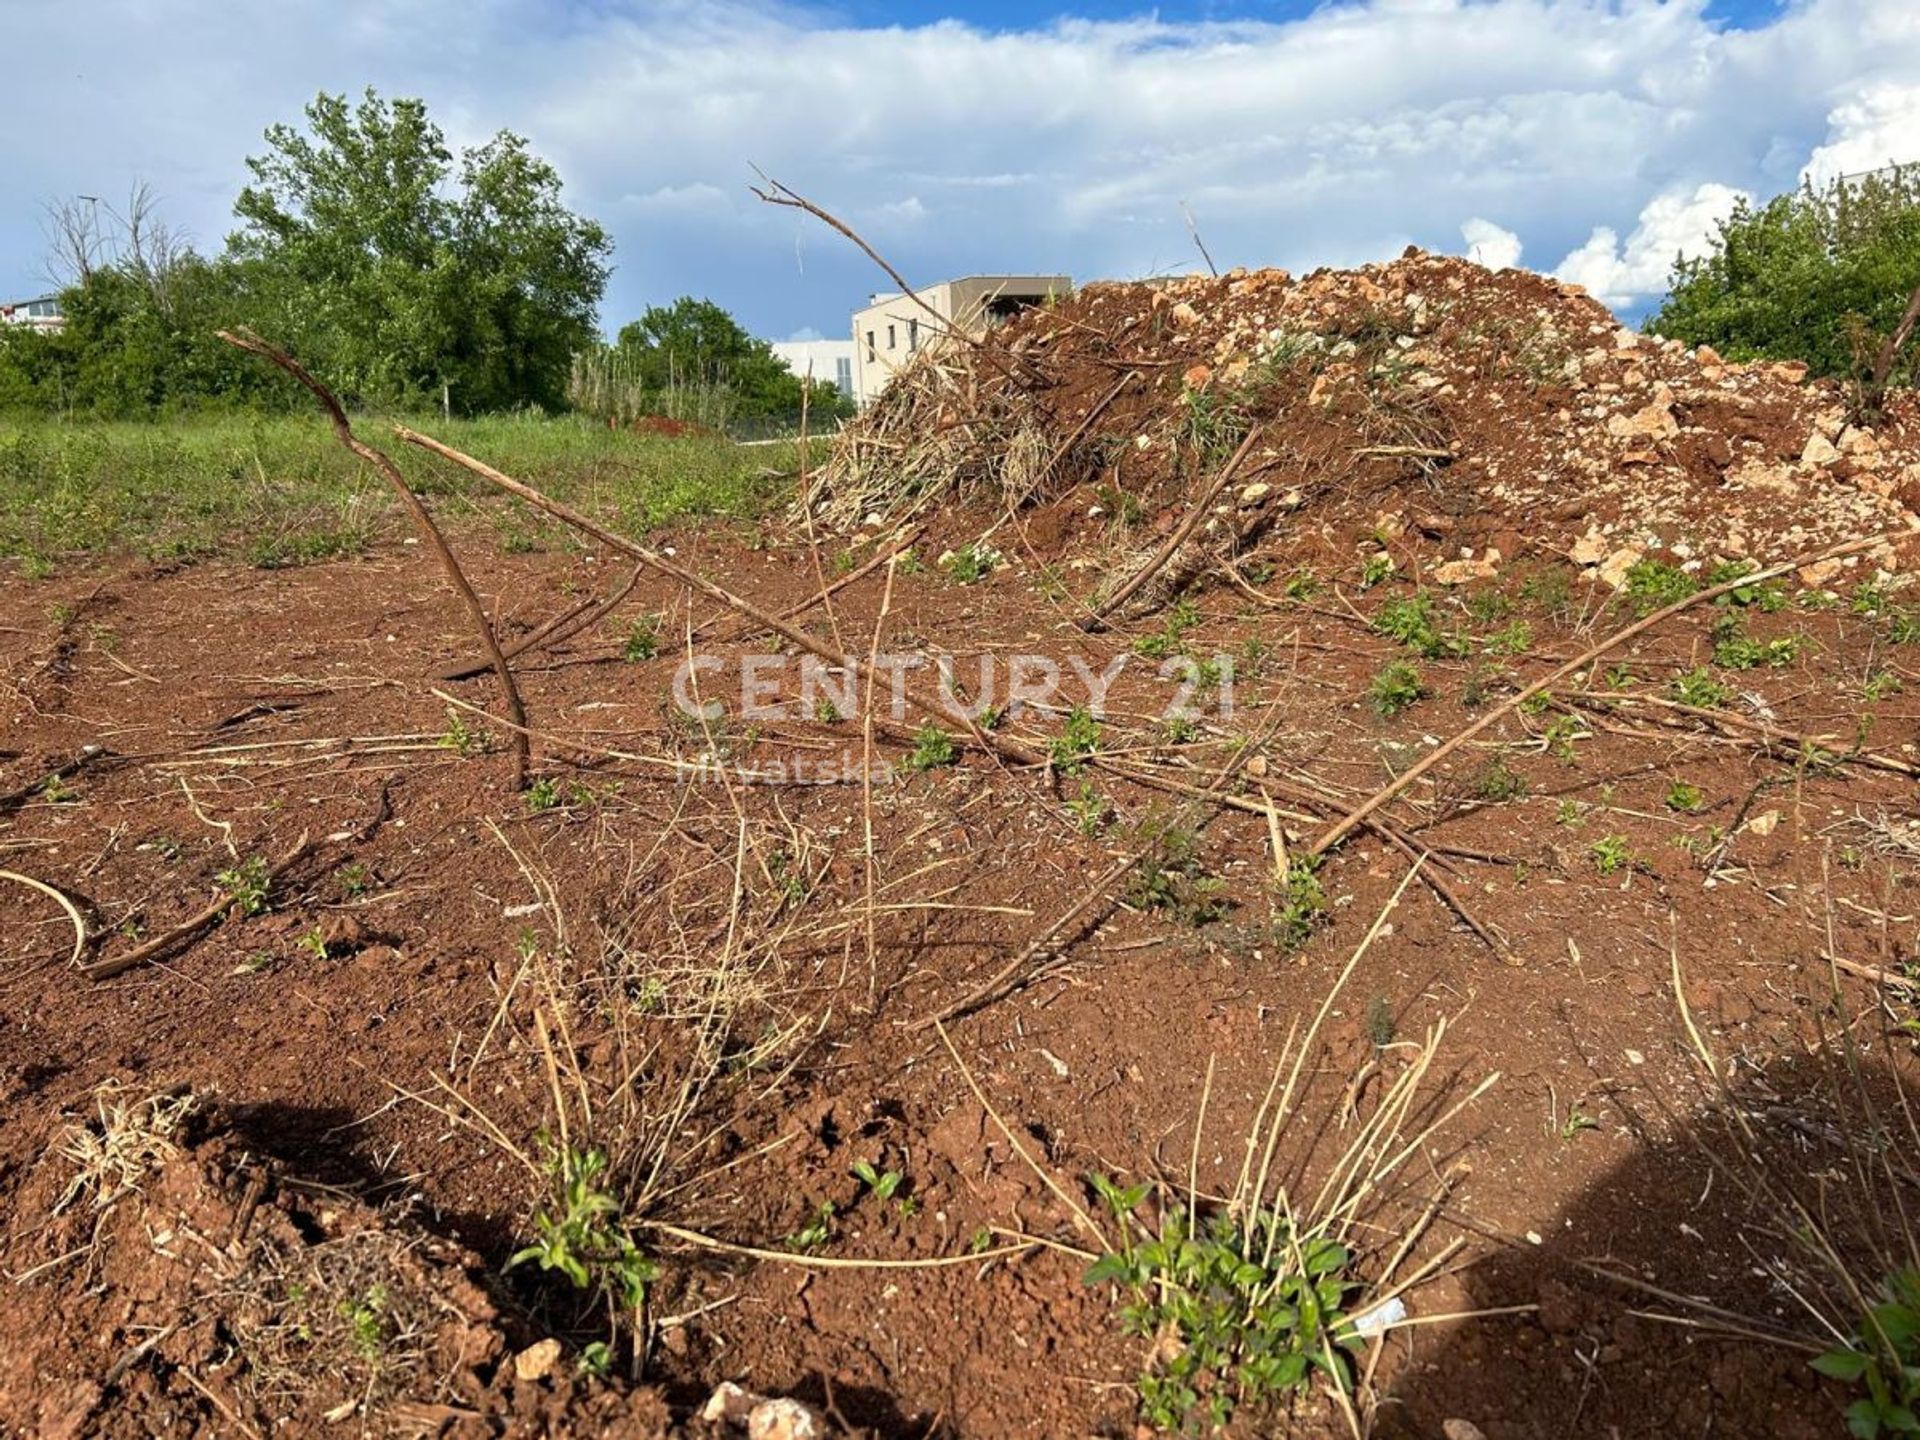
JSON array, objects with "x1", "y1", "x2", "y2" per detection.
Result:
[{"x1": 2, "y1": 0, "x2": 1915, "y2": 339}]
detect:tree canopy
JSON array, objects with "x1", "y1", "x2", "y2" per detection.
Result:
[
  {"x1": 231, "y1": 90, "x2": 610, "y2": 412},
  {"x1": 1651, "y1": 167, "x2": 1920, "y2": 394},
  {"x1": 0, "y1": 89, "x2": 611, "y2": 418}
]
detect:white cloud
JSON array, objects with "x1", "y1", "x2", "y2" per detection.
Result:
[
  {"x1": 3, "y1": 0, "x2": 1919, "y2": 333},
  {"x1": 1461, "y1": 218, "x2": 1522, "y2": 271},
  {"x1": 1803, "y1": 83, "x2": 1920, "y2": 185},
  {"x1": 1554, "y1": 183, "x2": 1748, "y2": 310}
]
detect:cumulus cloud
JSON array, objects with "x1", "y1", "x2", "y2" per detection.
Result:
[
  {"x1": 1553, "y1": 183, "x2": 1748, "y2": 310},
  {"x1": 1461, "y1": 218, "x2": 1523, "y2": 271},
  {"x1": 4, "y1": 0, "x2": 1920, "y2": 333},
  {"x1": 1802, "y1": 83, "x2": 1920, "y2": 185}
]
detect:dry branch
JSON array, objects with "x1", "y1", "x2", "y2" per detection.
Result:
[
  {"x1": 216, "y1": 330, "x2": 529, "y2": 788},
  {"x1": 436, "y1": 562, "x2": 645, "y2": 681},
  {"x1": 1080, "y1": 424, "x2": 1265, "y2": 631},
  {"x1": 83, "y1": 832, "x2": 314, "y2": 980}
]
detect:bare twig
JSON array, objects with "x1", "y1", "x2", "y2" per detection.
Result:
[
  {"x1": 216, "y1": 330, "x2": 529, "y2": 788},
  {"x1": 1081, "y1": 424, "x2": 1265, "y2": 631},
  {"x1": 83, "y1": 833, "x2": 313, "y2": 981}
]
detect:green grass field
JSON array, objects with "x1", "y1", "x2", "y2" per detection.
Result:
[{"x1": 0, "y1": 414, "x2": 809, "y2": 576}]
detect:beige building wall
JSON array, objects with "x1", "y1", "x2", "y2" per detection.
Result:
[{"x1": 851, "y1": 274, "x2": 1070, "y2": 406}]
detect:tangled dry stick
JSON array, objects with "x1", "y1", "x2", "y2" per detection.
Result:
[{"x1": 216, "y1": 330, "x2": 530, "y2": 789}]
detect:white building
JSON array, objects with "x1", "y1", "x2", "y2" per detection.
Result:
[
  {"x1": 1, "y1": 294, "x2": 64, "y2": 333},
  {"x1": 851, "y1": 274, "x2": 1070, "y2": 406},
  {"x1": 770, "y1": 339, "x2": 856, "y2": 400}
]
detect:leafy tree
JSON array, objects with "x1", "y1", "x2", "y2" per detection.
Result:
[
  {"x1": 612, "y1": 297, "x2": 852, "y2": 421},
  {"x1": 1652, "y1": 167, "x2": 1920, "y2": 407},
  {"x1": 231, "y1": 88, "x2": 610, "y2": 412}
]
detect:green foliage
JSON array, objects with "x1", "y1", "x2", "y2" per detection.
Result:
[
  {"x1": 1358, "y1": 553, "x2": 1395, "y2": 589},
  {"x1": 1475, "y1": 756, "x2": 1528, "y2": 802},
  {"x1": 851, "y1": 1160, "x2": 904, "y2": 1202},
  {"x1": 338, "y1": 1285, "x2": 390, "y2": 1358},
  {"x1": 1651, "y1": 167, "x2": 1920, "y2": 403},
  {"x1": 438, "y1": 707, "x2": 485, "y2": 756},
  {"x1": 525, "y1": 777, "x2": 562, "y2": 813},
  {"x1": 574, "y1": 296, "x2": 852, "y2": 428},
  {"x1": 902, "y1": 723, "x2": 957, "y2": 773},
  {"x1": 1272, "y1": 857, "x2": 1329, "y2": 953},
  {"x1": 1814, "y1": 1268, "x2": 1920, "y2": 1439},
  {"x1": 1671, "y1": 666, "x2": 1733, "y2": 708},
  {"x1": 1483, "y1": 619, "x2": 1532, "y2": 656},
  {"x1": 1589, "y1": 835, "x2": 1636, "y2": 876},
  {"x1": 231, "y1": 89, "x2": 609, "y2": 413},
  {"x1": 1369, "y1": 660, "x2": 1426, "y2": 717},
  {"x1": 1133, "y1": 598, "x2": 1201, "y2": 659},
  {"x1": 509, "y1": 1143, "x2": 657, "y2": 1316},
  {"x1": 1711, "y1": 613, "x2": 1803, "y2": 670},
  {"x1": 1665, "y1": 780, "x2": 1706, "y2": 813},
  {"x1": 1708, "y1": 559, "x2": 1786, "y2": 611},
  {"x1": 1127, "y1": 825, "x2": 1226, "y2": 927},
  {"x1": 1051, "y1": 705, "x2": 1102, "y2": 775},
  {"x1": 784, "y1": 1199, "x2": 836, "y2": 1253},
  {"x1": 1084, "y1": 1175, "x2": 1359, "y2": 1431},
  {"x1": 941, "y1": 541, "x2": 997, "y2": 584},
  {"x1": 621, "y1": 614, "x2": 660, "y2": 662},
  {"x1": 218, "y1": 856, "x2": 273, "y2": 916},
  {"x1": 1622, "y1": 559, "x2": 1697, "y2": 615},
  {"x1": 0, "y1": 413, "x2": 799, "y2": 575},
  {"x1": 1373, "y1": 592, "x2": 1468, "y2": 658}
]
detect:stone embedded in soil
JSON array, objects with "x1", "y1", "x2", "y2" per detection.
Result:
[
  {"x1": 747, "y1": 1398, "x2": 827, "y2": 1440},
  {"x1": 513, "y1": 1337, "x2": 562, "y2": 1382}
]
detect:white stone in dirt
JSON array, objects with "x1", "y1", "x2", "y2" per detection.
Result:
[
  {"x1": 1432, "y1": 556, "x2": 1498, "y2": 585},
  {"x1": 1443, "y1": 1422, "x2": 1489, "y2": 1440},
  {"x1": 1801, "y1": 431, "x2": 1840, "y2": 467},
  {"x1": 1598, "y1": 545, "x2": 1645, "y2": 589},
  {"x1": 513, "y1": 1338, "x2": 562, "y2": 1382},
  {"x1": 747, "y1": 1398, "x2": 828, "y2": 1440},
  {"x1": 1570, "y1": 529, "x2": 1609, "y2": 566},
  {"x1": 702, "y1": 1382, "x2": 760, "y2": 1425}
]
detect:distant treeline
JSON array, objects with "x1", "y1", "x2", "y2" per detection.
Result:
[{"x1": 0, "y1": 89, "x2": 848, "y2": 428}]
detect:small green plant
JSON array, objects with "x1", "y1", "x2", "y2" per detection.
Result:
[
  {"x1": 525, "y1": 777, "x2": 563, "y2": 812},
  {"x1": 1707, "y1": 559, "x2": 1786, "y2": 611},
  {"x1": 1812, "y1": 1268, "x2": 1920, "y2": 1440},
  {"x1": 1555, "y1": 799, "x2": 1584, "y2": 827},
  {"x1": 297, "y1": 925, "x2": 330, "y2": 962},
  {"x1": 1888, "y1": 608, "x2": 1920, "y2": 645},
  {"x1": 1519, "y1": 565, "x2": 1573, "y2": 619},
  {"x1": 812, "y1": 695, "x2": 842, "y2": 724},
  {"x1": 851, "y1": 1160, "x2": 905, "y2": 1202},
  {"x1": 218, "y1": 856, "x2": 273, "y2": 916},
  {"x1": 621, "y1": 614, "x2": 660, "y2": 662},
  {"x1": 1852, "y1": 578, "x2": 1892, "y2": 616},
  {"x1": 1272, "y1": 857, "x2": 1328, "y2": 953},
  {"x1": 1665, "y1": 780, "x2": 1705, "y2": 813},
  {"x1": 1622, "y1": 558, "x2": 1696, "y2": 615},
  {"x1": 1559, "y1": 1106, "x2": 1600, "y2": 1141},
  {"x1": 1051, "y1": 705, "x2": 1102, "y2": 775},
  {"x1": 1283, "y1": 570, "x2": 1320, "y2": 601},
  {"x1": 509, "y1": 1144, "x2": 657, "y2": 1327},
  {"x1": 941, "y1": 542, "x2": 996, "y2": 584},
  {"x1": 1127, "y1": 825, "x2": 1227, "y2": 926},
  {"x1": 37, "y1": 772, "x2": 77, "y2": 804},
  {"x1": 1358, "y1": 552, "x2": 1395, "y2": 589},
  {"x1": 1711, "y1": 613, "x2": 1802, "y2": 670},
  {"x1": 1134, "y1": 598, "x2": 1201, "y2": 659},
  {"x1": 1483, "y1": 619, "x2": 1532, "y2": 656},
  {"x1": 1163, "y1": 713, "x2": 1200, "y2": 744},
  {"x1": 1863, "y1": 671, "x2": 1904, "y2": 702},
  {"x1": 1069, "y1": 782, "x2": 1108, "y2": 837},
  {"x1": 784, "y1": 1199, "x2": 837, "y2": 1253},
  {"x1": 576, "y1": 1341, "x2": 614, "y2": 1379},
  {"x1": 1369, "y1": 660, "x2": 1425, "y2": 717},
  {"x1": 1475, "y1": 756, "x2": 1528, "y2": 802},
  {"x1": 336, "y1": 861, "x2": 370, "y2": 898},
  {"x1": 1589, "y1": 834, "x2": 1635, "y2": 876},
  {"x1": 1373, "y1": 592, "x2": 1468, "y2": 659},
  {"x1": 1084, "y1": 1174, "x2": 1360, "y2": 1431},
  {"x1": 902, "y1": 723, "x2": 957, "y2": 773},
  {"x1": 1671, "y1": 666, "x2": 1732, "y2": 708},
  {"x1": 1540, "y1": 713, "x2": 1586, "y2": 762},
  {"x1": 438, "y1": 707, "x2": 485, "y2": 756},
  {"x1": 338, "y1": 1284, "x2": 390, "y2": 1358}
]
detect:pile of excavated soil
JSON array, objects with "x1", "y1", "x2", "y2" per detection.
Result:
[{"x1": 825, "y1": 252, "x2": 1920, "y2": 592}]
